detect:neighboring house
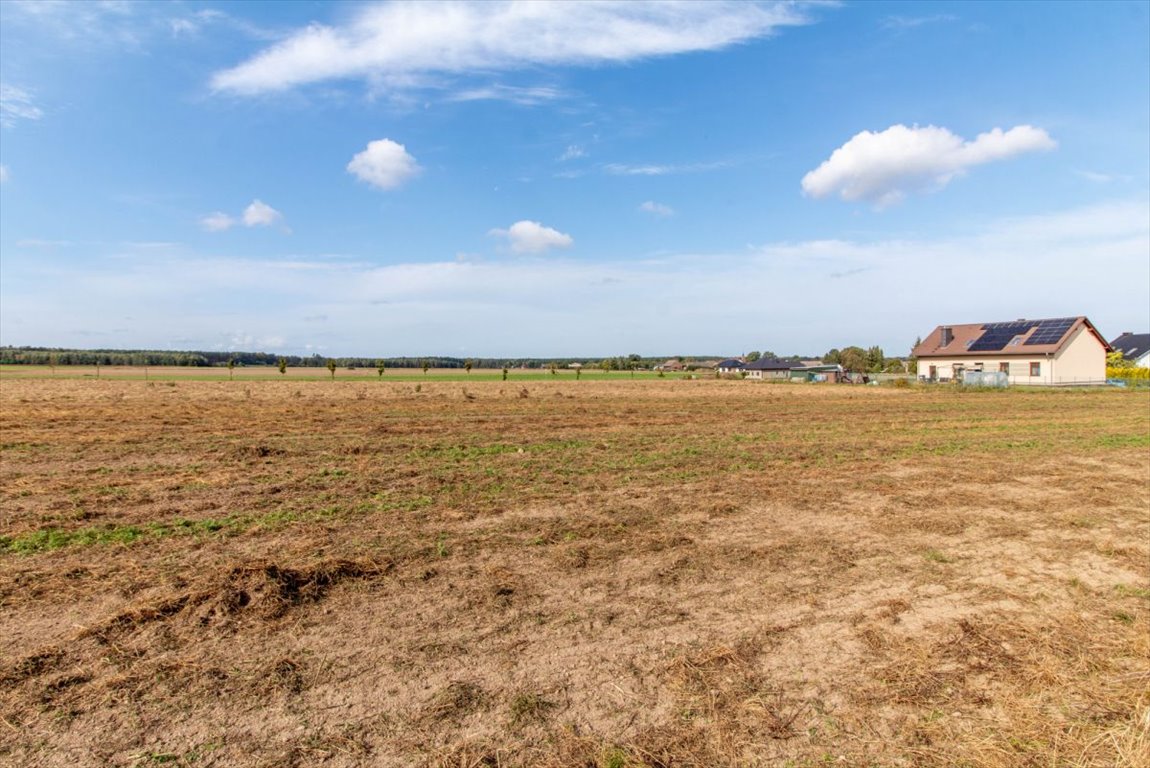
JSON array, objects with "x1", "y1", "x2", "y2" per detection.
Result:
[
  {"x1": 743, "y1": 358, "x2": 793, "y2": 380},
  {"x1": 656, "y1": 359, "x2": 684, "y2": 371},
  {"x1": 790, "y1": 364, "x2": 845, "y2": 383},
  {"x1": 1109, "y1": 332, "x2": 1150, "y2": 368},
  {"x1": 716, "y1": 358, "x2": 745, "y2": 374},
  {"x1": 913, "y1": 316, "x2": 1110, "y2": 385}
]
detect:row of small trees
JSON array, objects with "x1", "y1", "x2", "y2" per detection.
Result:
[{"x1": 277, "y1": 358, "x2": 510, "y2": 380}]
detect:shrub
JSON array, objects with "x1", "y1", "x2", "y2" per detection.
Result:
[{"x1": 1108, "y1": 366, "x2": 1149, "y2": 381}]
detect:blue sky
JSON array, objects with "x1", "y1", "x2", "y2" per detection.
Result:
[{"x1": 1, "y1": 0, "x2": 1147, "y2": 358}]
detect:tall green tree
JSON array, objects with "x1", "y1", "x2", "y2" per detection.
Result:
[
  {"x1": 866, "y1": 346, "x2": 885, "y2": 373},
  {"x1": 745, "y1": 350, "x2": 761, "y2": 362},
  {"x1": 421, "y1": 359, "x2": 430, "y2": 376},
  {"x1": 376, "y1": 360, "x2": 386, "y2": 378},
  {"x1": 839, "y1": 347, "x2": 868, "y2": 374},
  {"x1": 277, "y1": 358, "x2": 287, "y2": 375},
  {"x1": 327, "y1": 359, "x2": 337, "y2": 380},
  {"x1": 464, "y1": 360, "x2": 473, "y2": 374}
]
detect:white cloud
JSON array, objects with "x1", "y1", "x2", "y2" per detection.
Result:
[
  {"x1": 347, "y1": 139, "x2": 421, "y2": 190},
  {"x1": 881, "y1": 14, "x2": 957, "y2": 31},
  {"x1": 243, "y1": 199, "x2": 284, "y2": 227},
  {"x1": 3, "y1": 201, "x2": 1146, "y2": 356},
  {"x1": 559, "y1": 145, "x2": 586, "y2": 162},
  {"x1": 489, "y1": 220, "x2": 574, "y2": 254},
  {"x1": 639, "y1": 201, "x2": 674, "y2": 217},
  {"x1": 4, "y1": 1, "x2": 275, "y2": 51},
  {"x1": 1076, "y1": 170, "x2": 1126, "y2": 184},
  {"x1": 169, "y1": 8, "x2": 278, "y2": 41},
  {"x1": 16, "y1": 239, "x2": 72, "y2": 248},
  {"x1": 201, "y1": 200, "x2": 287, "y2": 232},
  {"x1": 605, "y1": 163, "x2": 671, "y2": 176},
  {"x1": 200, "y1": 212, "x2": 237, "y2": 232},
  {"x1": 802, "y1": 124, "x2": 1057, "y2": 207},
  {"x1": 604, "y1": 160, "x2": 729, "y2": 176},
  {"x1": 2, "y1": 1, "x2": 140, "y2": 46},
  {"x1": 0, "y1": 84, "x2": 44, "y2": 127},
  {"x1": 210, "y1": 1, "x2": 812, "y2": 96},
  {"x1": 448, "y1": 84, "x2": 567, "y2": 106}
]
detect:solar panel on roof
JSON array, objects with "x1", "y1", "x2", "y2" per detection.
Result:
[
  {"x1": 1024, "y1": 317, "x2": 1075, "y2": 346},
  {"x1": 968, "y1": 321, "x2": 1037, "y2": 352}
]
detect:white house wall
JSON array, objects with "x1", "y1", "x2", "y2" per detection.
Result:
[
  {"x1": 1051, "y1": 325, "x2": 1107, "y2": 384},
  {"x1": 920, "y1": 356, "x2": 1049, "y2": 384}
]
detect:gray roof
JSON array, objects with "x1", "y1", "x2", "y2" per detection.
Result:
[
  {"x1": 744, "y1": 358, "x2": 795, "y2": 371},
  {"x1": 717, "y1": 358, "x2": 745, "y2": 368},
  {"x1": 1109, "y1": 333, "x2": 1150, "y2": 361}
]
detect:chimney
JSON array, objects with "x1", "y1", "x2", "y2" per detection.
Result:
[{"x1": 940, "y1": 327, "x2": 953, "y2": 346}]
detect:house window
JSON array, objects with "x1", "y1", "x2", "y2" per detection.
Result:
[
  {"x1": 1029, "y1": 362, "x2": 1041, "y2": 376},
  {"x1": 928, "y1": 365, "x2": 937, "y2": 380},
  {"x1": 999, "y1": 362, "x2": 1009, "y2": 374}
]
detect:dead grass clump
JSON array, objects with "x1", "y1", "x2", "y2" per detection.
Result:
[
  {"x1": 656, "y1": 635, "x2": 808, "y2": 756},
  {"x1": 553, "y1": 543, "x2": 591, "y2": 571},
  {"x1": 0, "y1": 647, "x2": 65, "y2": 685},
  {"x1": 423, "y1": 680, "x2": 490, "y2": 725},
  {"x1": 869, "y1": 617, "x2": 1020, "y2": 707},
  {"x1": 229, "y1": 443, "x2": 286, "y2": 460},
  {"x1": 508, "y1": 690, "x2": 558, "y2": 728},
  {"x1": 263, "y1": 656, "x2": 305, "y2": 695},
  {"x1": 81, "y1": 557, "x2": 388, "y2": 638},
  {"x1": 4, "y1": 557, "x2": 388, "y2": 697},
  {"x1": 208, "y1": 558, "x2": 386, "y2": 620},
  {"x1": 427, "y1": 740, "x2": 506, "y2": 768},
  {"x1": 905, "y1": 512, "x2": 969, "y2": 536}
]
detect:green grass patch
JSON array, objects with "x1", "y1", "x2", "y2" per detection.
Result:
[
  {"x1": 0, "y1": 504, "x2": 356, "y2": 555},
  {"x1": 1114, "y1": 584, "x2": 1150, "y2": 600}
]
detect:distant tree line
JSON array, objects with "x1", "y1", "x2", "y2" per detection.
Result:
[
  {"x1": 1, "y1": 347, "x2": 679, "y2": 370},
  {"x1": 2, "y1": 345, "x2": 914, "y2": 374}
]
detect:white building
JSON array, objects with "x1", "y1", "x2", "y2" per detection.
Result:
[{"x1": 914, "y1": 316, "x2": 1110, "y2": 386}]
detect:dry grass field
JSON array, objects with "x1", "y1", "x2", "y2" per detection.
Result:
[{"x1": 1, "y1": 375, "x2": 1147, "y2": 767}]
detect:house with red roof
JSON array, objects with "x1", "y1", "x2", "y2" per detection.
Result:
[{"x1": 913, "y1": 316, "x2": 1110, "y2": 385}]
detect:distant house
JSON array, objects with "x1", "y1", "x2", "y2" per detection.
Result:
[
  {"x1": 790, "y1": 363, "x2": 845, "y2": 383},
  {"x1": 716, "y1": 358, "x2": 745, "y2": 374},
  {"x1": 656, "y1": 359, "x2": 685, "y2": 371},
  {"x1": 913, "y1": 316, "x2": 1110, "y2": 385},
  {"x1": 743, "y1": 358, "x2": 793, "y2": 380},
  {"x1": 1109, "y1": 332, "x2": 1150, "y2": 368}
]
